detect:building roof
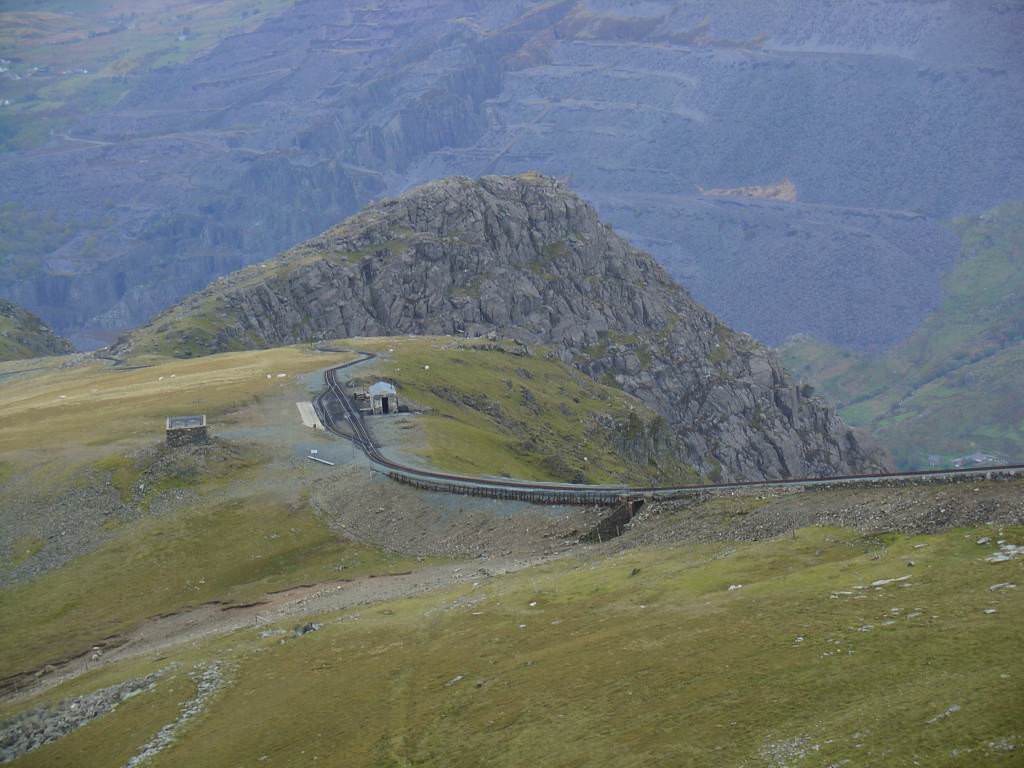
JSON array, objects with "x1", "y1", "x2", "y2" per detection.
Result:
[
  {"x1": 166, "y1": 415, "x2": 206, "y2": 429},
  {"x1": 368, "y1": 381, "x2": 397, "y2": 397}
]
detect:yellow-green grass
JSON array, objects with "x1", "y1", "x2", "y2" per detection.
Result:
[
  {"x1": 11, "y1": 524, "x2": 1022, "y2": 767},
  {"x1": 346, "y1": 337, "x2": 698, "y2": 484},
  {"x1": 0, "y1": 493, "x2": 412, "y2": 679},
  {"x1": 0, "y1": 335, "x2": 687, "y2": 677},
  {"x1": 0, "y1": 344, "x2": 422, "y2": 678},
  {"x1": 0, "y1": 346, "x2": 356, "y2": 454}
]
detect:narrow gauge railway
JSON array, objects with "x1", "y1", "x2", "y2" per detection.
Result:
[{"x1": 312, "y1": 356, "x2": 1024, "y2": 506}]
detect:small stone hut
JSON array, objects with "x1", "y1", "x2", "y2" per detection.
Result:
[
  {"x1": 166, "y1": 415, "x2": 208, "y2": 447},
  {"x1": 368, "y1": 382, "x2": 398, "y2": 415}
]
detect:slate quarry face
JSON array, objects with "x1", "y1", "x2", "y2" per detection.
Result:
[
  {"x1": 1, "y1": 1, "x2": 1020, "y2": 351},
  {"x1": 135, "y1": 173, "x2": 890, "y2": 482}
]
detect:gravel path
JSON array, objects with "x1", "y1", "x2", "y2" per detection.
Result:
[{"x1": 1, "y1": 553, "x2": 559, "y2": 708}]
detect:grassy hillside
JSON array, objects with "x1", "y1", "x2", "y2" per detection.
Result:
[
  {"x1": 0, "y1": 336, "x2": 698, "y2": 679},
  {"x1": 2, "y1": 337, "x2": 1022, "y2": 764},
  {"x1": 0, "y1": 299, "x2": 72, "y2": 361},
  {"x1": 0, "y1": 344, "x2": 420, "y2": 679},
  {"x1": 347, "y1": 337, "x2": 699, "y2": 485},
  {"x1": 6, "y1": 520, "x2": 1022, "y2": 767},
  {"x1": 780, "y1": 202, "x2": 1024, "y2": 468},
  {"x1": 0, "y1": 0, "x2": 295, "y2": 151}
]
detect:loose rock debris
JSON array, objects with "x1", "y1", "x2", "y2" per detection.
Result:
[
  {"x1": 0, "y1": 670, "x2": 167, "y2": 762},
  {"x1": 124, "y1": 663, "x2": 226, "y2": 767},
  {"x1": 926, "y1": 704, "x2": 961, "y2": 725}
]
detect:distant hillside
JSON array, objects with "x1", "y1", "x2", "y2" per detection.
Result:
[
  {"x1": 0, "y1": 300, "x2": 73, "y2": 361},
  {"x1": 1, "y1": 1, "x2": 1020, "y2": 351},
  {"x1": 780, "y1": 202, "x2": 1024, "y2": 468},
  {"x1": 123, "y1": 173, "x2": 886, "y2": 482}
]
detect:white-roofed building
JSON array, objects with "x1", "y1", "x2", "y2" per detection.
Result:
[{"x1": 368, "y1": 381, "x2": 398, "y2": 415}]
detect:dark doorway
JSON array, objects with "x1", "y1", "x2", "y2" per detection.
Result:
[{"x1": 382, "y1": 397, "x2": 391, "y2": 415}]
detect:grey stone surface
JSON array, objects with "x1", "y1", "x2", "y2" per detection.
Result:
[{"x1": 131, "y1": 174, "x2": 888, "y2": 481}]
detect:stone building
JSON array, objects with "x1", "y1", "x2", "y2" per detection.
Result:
[
  {"x1": 166, "y1": 415, "x2": 208, "y2": 446},
  {"x1": 368, "y1": 382, "x2": 398, "y2": 415}
]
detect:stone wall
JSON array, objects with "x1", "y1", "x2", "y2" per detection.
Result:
[{"x1": 166, "y1": 426, "x2": 208, "y2": 448}]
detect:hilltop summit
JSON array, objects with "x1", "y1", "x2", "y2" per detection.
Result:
[{"x1": 126, "y1": 173, "x2": 887, "y2": 481}]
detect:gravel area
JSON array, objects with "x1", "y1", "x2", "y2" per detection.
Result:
[
  {"x1": 311, "y1": 465, "x2": 611, "y2": 559},
  {"x1": 613, "y1": 478, "x2": 1024, "y2": 551}
]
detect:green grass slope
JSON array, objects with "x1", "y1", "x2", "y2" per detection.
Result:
[
  {"x1": 0, "y1": 345, "x2": 418, "y2": 679},
  {"x1": 0, "y1": 337, "x2": 697, "y2": 679},
  {"x1": 348, "y1": 337, "x2": 699, "y2": 485},
  {"x1": 0, "y1": 299, "x2": 73, "y2": 361},
  {"x1": 8, "y1": 521, "x2": 1022, "y2": 767},
  {"x1": 780, "y1": 202, "x2": 1024, "y2": 468}
]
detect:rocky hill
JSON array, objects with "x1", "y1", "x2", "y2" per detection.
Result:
[
  {"x1": 0, "y1": 300, "x2": 73, "y2": 361},
  {"x1": 1, "y1": 1, "x2": 1020, "y2": 351},
  {"x1": 126, "y1": 174, "x2": 887, "y2": 481}
]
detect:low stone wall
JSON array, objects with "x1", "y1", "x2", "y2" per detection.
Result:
[{"x1": 166, "y1": 426, "x2": 208, "y2": 447}]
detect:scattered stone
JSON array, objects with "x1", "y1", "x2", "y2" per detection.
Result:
[
  {"x1": 294, "y1": 622, "x2": 322, "y2": 636},
  {"x1": 728, "y1": 584, "x2": 744, "y2": 591},
  {"x1": 926, "y1": 704, "x2": 960, "y2": 724},
  {"x1": 0, "y1": 670, "x2": 166, "y2": 763},
  {"x1": 988, "y1": 738, "x2": 1017, "y2": 752},
  {"x1": 870, "y1": 575, "x2": 911, "y2": 587},
  {"x1": 989, "y1": 583, "x2": 1016, "y2": 592},
  {"x1": 445, "y1": 675, "x2": 464, "y2": 687},
  {"x1": 986, "y1": 543, "x2": 1024, "y2": 563},
  {"x1": 124, "y1": 663, "x2": 226, "y2": 767},
  {"x1": 977, "y1": 537, "x2": 991, "y2": 545},
  {"x1": 983, "y1": 608, "x2": 997, "y2": 615}
]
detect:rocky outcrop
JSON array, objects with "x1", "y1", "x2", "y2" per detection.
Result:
[
  {"x1": 129, "y1": 174, "x2": 888, "y2": 481},
  {"x1": 0, "y1": 300, "x2": 74, "y2": 361}
]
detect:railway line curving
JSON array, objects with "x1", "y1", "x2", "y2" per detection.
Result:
[{"x1": 312, "y1": 355, "x2": 1024, "y2": 506}]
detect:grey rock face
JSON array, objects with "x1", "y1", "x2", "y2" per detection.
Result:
[{"x1": 136, "y1": 174, "x2": 888, "y2": 481}]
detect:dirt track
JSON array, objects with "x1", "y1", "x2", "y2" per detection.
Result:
[{"x1": 1, "y1": 554, "x2": 557, "y2": 706}]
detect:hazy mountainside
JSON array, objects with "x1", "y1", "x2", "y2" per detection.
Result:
[
  {"x1": 780, "y1": 202, "x2": 1024, "y2": 469},
  {"x1": 0, "y1": 0, "x2": 298, "y2": 152},
  {"x1": 0, "y1": 299, "x2": 72, "y2": 361},
  {"x1": 1, "y1": 1, "x2": 1021, "y2": 351},
  {"x1": 126, "y1": 173, "x2": 886, "y2": 482}
]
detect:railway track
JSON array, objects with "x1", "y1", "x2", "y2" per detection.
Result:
[{"x1": 312, "y1": 356, "x2": 1024, "y2": 506}]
